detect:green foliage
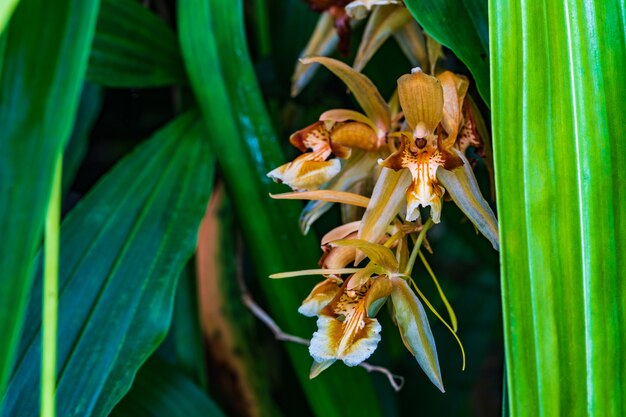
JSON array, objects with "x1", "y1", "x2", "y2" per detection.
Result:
[
  {"x1": 111, "y1": 356, "x2": 225, "y2": 417},
  {"x1": 404, "y1": 0, "x2": 490, "y2": 102},
  {"x1": 0, "y1": 0, "x2": 100, "y2": 401},
  {"x1": 490, "y1": 0, "x2": 625, "y2": 415},
  {"x1": 87, "y1": 0, "x2": 186, "y2": 87},
  {"x1": 1, "y1": 113, "x2": 215, "y2": 417}
]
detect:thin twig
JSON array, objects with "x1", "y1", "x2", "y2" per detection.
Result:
[{"x1": 236, "y1": 270, "x2": 405, "y2": 392}]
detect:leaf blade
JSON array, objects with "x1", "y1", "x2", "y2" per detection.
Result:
[
  {"x1": 2, "y1": 112, "x2": 215, "y2": 417},
  {"x1": 0, "y1": 0, "x2": 100, "y2": 401}
]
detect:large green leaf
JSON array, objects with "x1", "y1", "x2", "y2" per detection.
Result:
[
  {"x1": 1, "y1": 112, "x2": 215, "y2": 417},
  {"x1": 110, "y1": 356, "x2": 225, "y2": 417},
  {"x1": 0, "y1": 0, "x2": 99, "y2": 402},
  {"x1": 404, "y1": 0, "x2": 489, "y2": 102},
  {"x1": 490, "y1": 1, "x2": 625, "y2": 415},
  {"x1": 0, "y1": 0, "x2": 20, "y2": 34},
  {"x1": 87, "y1": 0, "x2": 186, "y2": 87},
  {"x1": 177, "y1": 1, "x2": 386, "y2": 416}
]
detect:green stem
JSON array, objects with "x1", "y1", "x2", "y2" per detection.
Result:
[
  {"x1": 41, "y1": 154, "x2": 62, "y2": 417},
  {"x1": 403, "y1": 218, "x2": 433, "y2": 275}
]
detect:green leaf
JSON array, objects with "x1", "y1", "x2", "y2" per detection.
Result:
[
  {"x1": 110, "y1": 356, "x2": 225, "y2": 417},
  {"x1": 0, "y1": 0, "x2": 20, "y2": 34},
  {"x1": 0, "y1": 0, "x2": 99, "y2": 402},
  {"x1": 1, "y1": 112, "x2": 215, "y2": 417},
  {"x1": 491, "y1": 1, "x2": 625, "y2": 415},
  {"x1": 87, "y1": 0, "x2": 186, "y2": 87},
  {"x1": 403, "y1": 0, "x2": 490, "y2": 103},
  {"x1": 177, "y1": 1, "x2": 386, "y2": 416}
]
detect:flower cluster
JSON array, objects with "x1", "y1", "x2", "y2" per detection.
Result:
[{"x1": 269, "y1": 2, "x2": 497, "y2": 392}]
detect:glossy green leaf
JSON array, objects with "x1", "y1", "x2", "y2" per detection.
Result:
[
  {"x1": 110, "y1": 356, "x2": 225, "y2": 417},
  {"x1": 87, "y1": 0, "x2": 186, "y2": 87},
  {"x1": 0, "y1": 0, "x2": 99, "y2": 402},
  {"x1": 1, "y1": 112, "x2": 215, "y2": 417},
  {"x1": 177, "y1": 1, "x2": 386, "y2": 416},
  {"x1": 491, "y1": 0, "x2": 625, "y2": 415},
  {"x1": 404, "y1": 0, "x2": 489, "y2": 102},
  {"x1": 0, "y1": 0, "x2": 20, "y2": 34}
]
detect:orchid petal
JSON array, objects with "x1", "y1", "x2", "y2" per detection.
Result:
[
  {"x1": 393, "y1": 19, "x2": 429, "y2": 72},
  {"x1": 438, "y1": 71, "x2": 469, "y2": 146},
  {"x1": 271, "y1": 190, "x2": 370, "y2": 208},
  {"x1": 291, "y1": 13, "x2": 338, "y2": 97},
  {"x1": 345, "y1": 0, "x2": 401, "y2": 19},
  {"x1": 299, "y1": 151, "x2": 377, "y2": 234},
  {"x1": 358, "y1": 167, "x2": 411, "y2": 246},
  {"x1": 299, "y1": 278, "x2": 343, "y2": 317},
  {"x1": 320, "y1": 109, "x2": 377, "y2": 133},
  {"x1": 390, "y1": 277, "x2": 444, "y2": 392},
  {"x1": 309, "y1": 359, "x2": 336, "y2": 379},
  {"x1": 353, "y1": 5, "x2": 412, "y2": 72},
  {"x1": 321, "y1": 221, "x2": 361, "y2": 245},
  {"x1": 331, "y1": 238, "x2": 399, "y2": 273},
  {"x1": 309, "y1": 315, "x2": 381, "y2": 367},
  {"x1": 269, "y1": 268, "x2": 362, "y2": 279},
  {"x1": 320, "y1": 245, "x2": 357, "y2": 270},
  {"x1": 330, "y1": 122, "x2": 379, "y2": 152},
  {"x1": 426, "y1": 34, "x2": 444, "y2": 75},
  {"x1": 301, "y1": 56, "x2": 391, "y2": 133},
  {"x1": 267, "y1": 155, "x2": 341, "y2": 192},
  {"x1": 364, "y1": 276, "x2": 393, "y2": 316},
  {"x1": 436, "y1": 149, "x2": 499, "y2": 250},
  {"x1": 397, "y1": 68, "x2": 443, "y2": 138}
]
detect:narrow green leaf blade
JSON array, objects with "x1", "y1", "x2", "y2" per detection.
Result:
[
  {"x1": 87, "y1": 0, "x2": 186, "y2": 87},
  {"x1": 2, "y1": 112, "x2": 215, "y2": 417},
  {"x1": 491, "y1": 0, "x2": 625, "y2": 415},
  {"x1": 110, "y1": 356, "x2": 225, "y2": 417},
  {"x1": 404, "y1": 0, "x2": 490, "y2": 102},
  {"x1": 0, "y1": 0, "x2": 99, "y2": 401},
  {"x1": 177, "y1": 1, "x2": 387, "y2": 416}
]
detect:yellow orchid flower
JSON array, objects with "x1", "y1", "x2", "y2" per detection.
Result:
[
  {"x1": 272, "y1": 234, "x2": 447, "y2": 391},
  {"x1": 291, "y1": 1, "x2": 431, "y2": 96},
  {"x1": 380, "y1": 68, "x2": 465, "y2": 223},
  {"x1": 268, "y1": 57, "x2": 391, "y2": 194}
]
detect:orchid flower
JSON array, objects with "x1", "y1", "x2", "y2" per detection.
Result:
[{"x1": 292, "y1": 0, "x2": 430, "y2": 96}]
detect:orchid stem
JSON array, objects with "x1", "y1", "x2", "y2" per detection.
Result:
[
  {"x1": 403, "y1": 218, "x2": 433, "y2": 275},
  {"x1": 41, "y1": 154, "x2": 62, "y2": 417}
]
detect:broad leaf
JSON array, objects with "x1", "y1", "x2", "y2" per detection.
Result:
[
  {"x1": 1, "y1": 112, "x2": 215, "y2": 417},
  {"x1": 87, "y1": 0, "x2": 186, "y2": 87},
  {"x1": 404, "y1": 0, "x2": 489, "y2": 103},
  {"x1": 0, "y1": 0, "x2": 99, "y2": 401},
  {"x1": 178, "y1": 0, "x2": 387, "y2": 416},
  {"x1": 491, "y1": 0, "x2": 625, "y2": 415}
]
